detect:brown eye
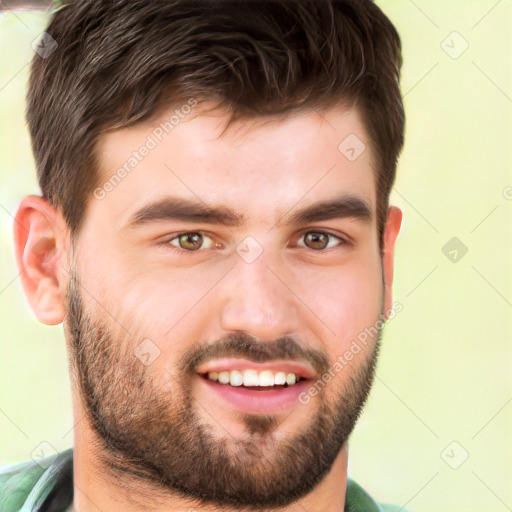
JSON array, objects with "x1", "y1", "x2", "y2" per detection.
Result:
[
  {"x1": 164, "y1": 232, "x2": 219, "y2": 252},
  {"x1": 304, "y1": 232, "x2": 328, "y2": 250},
  {"x1": 170, "y1": 232, "x2": 206, "y2": 251},
  {"x1": 300, "y1": 231, "x2": 343, "y2": 251}
]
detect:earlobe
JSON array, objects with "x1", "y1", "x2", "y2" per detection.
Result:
[
  {"x1": 382, "y1": 205, "x2": 402, "y2": 317},
  {"x1": 13, "y1": 195, "x2": 69, "y2": 325}
]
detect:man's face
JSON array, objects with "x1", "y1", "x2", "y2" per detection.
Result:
[{"x1": 65, "y1": 102, "x2": 394, "y2": 507}]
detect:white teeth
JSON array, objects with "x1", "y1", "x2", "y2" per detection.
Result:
[
  {"x1": 258, "y1": 370, "x2": 274, "y2": 386},
  {"x1": 286, "y1": 373, "x2": 296, "y2": 385},
  {"x1": 204, "y1": 369, "x2": 301, "y2": 387},
  {"x1": 229, "y1": 370, "x2": 243, "y2": 387},
  {"x1": 218, "y1": 371, "x2": 230, "y2": 384},
  {"x1": 274, "y1": 372, "x2": 286, "y2": 385},
  {"x1": 242, "y1": 369, "x2": 259, "y2": 386}
]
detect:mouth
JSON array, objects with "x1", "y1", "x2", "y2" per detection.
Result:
[{"x1": 195, "y1": 358, "x2": 315, "y2": 414}]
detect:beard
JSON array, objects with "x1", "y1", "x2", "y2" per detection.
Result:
[{"x1": 65, "y1": 267, "x2": 382, "y2": 509}]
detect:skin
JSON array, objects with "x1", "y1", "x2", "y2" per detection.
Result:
[{"x1": 14, "y1": 101, "x2": 402, "y2": 511}]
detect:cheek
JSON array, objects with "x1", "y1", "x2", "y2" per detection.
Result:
[
  {"x1": 79, "y1": 258, "x2": 226, "y2": 372},
  {"x1": 76, "y1": 229, "x2": 217, "y2": 329},
  {"x1": 295, "y1": 254, "x2": 383, "y2": 350}
]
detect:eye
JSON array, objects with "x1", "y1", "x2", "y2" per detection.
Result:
[
  {"x1": 297, "y1": 231, "x2": 346, "y2": 251},
  {"x1": 166, "y1": 232, "x2": 216, "y2": 251}
]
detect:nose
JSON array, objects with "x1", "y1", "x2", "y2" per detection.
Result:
[{"x1": 219, "y1": 247, "x2": 300, "y2": 342}]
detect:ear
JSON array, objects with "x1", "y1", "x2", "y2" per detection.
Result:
[
  {"x1": 13, "y1": 195, "x2": 70, "y2": 325},
  {"x1": 381, "y1": 205, "x2": 402, "y2": 317}
]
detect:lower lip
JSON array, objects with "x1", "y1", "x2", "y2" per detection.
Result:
[{"x1": 197, "y1": 376, "x2": 310, "y2": 414}]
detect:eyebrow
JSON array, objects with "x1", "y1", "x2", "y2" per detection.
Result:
[
  {"x1": 284, "y1": 196, "x2": 372, "y2": 226},
  {"x1": 125, "y1": 195, "x2": 372, "y2": 229},
  {"x1": 127, "y1": 197, "x2": 244, "y2": 228}
]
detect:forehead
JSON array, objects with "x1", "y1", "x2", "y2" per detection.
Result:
[{"x1": 92, "y1": 102, "x2": 376, "y2": 229}]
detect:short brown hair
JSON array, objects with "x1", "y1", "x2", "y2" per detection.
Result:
[{"x1": 27, "y1": 0, "x2": 404, "y2": 244}]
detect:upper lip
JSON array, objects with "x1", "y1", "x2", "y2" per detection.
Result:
[{"x1": 196, "y1": 358, "x2": 315, "y2": 380}]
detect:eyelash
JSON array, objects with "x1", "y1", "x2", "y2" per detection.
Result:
[{"x1": 158, "y1": 231, "x2": 350, "y2": 253}]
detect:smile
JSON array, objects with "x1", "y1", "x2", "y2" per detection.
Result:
[{"x1": 195, "y1": 358, "x2": 315, "y2": 413}]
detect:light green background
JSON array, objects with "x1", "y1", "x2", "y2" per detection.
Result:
[{"x1": 0, "y1": 2, "x2": 510, "y2": 511}]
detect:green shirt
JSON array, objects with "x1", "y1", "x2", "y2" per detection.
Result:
[{"x1": 0, "y1": 449, "x2": 402, "y2": 511}]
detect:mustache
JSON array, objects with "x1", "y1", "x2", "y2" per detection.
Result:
[{"x1": 179, "y1": 331, "x2": 330, "y2": 376}]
